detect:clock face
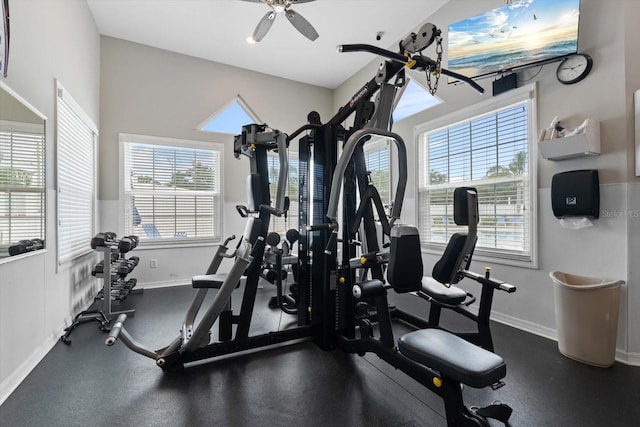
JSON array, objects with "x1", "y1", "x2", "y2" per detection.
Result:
[{"x1": 557, "y1": 54, "x2": 593, "y2": 85}]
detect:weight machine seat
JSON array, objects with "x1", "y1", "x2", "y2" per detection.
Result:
[
  {"x1": 192, "y1": 274, "x2": 241, "y2": 289},
  {"x1": 398, "y1": 328, "x2": 506, "y2": 388},
  {"x1": 421, "y1": 277, "x2": 467, "y2": 305}
]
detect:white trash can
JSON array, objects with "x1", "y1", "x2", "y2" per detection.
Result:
[{"x1": 550, "y1": 271, "x2": 624, "y2": 367}]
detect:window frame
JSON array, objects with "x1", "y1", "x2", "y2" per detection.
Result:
[
  {"x1": 393, "y1": 77, "x2": 442, "y2": 123},
  {"x1": 197, "y1": 94, "x2": 261, "y2": 135},
  {"x1": 56, "y1": 80, "x2": 98, "y2": 266},
  {"x1": 0, "y1": 120, "x2": 46, "y2": 256},
  {"x1": 119, "y1": 133, "x2": 224, "y2": 248},
  {"x1": 415, "y1": 83, "x2": 538, "y2": 268}
]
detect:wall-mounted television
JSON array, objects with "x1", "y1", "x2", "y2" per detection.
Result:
[{"x1": 447, "y1": 0, "x2": 581, "y2": 80}]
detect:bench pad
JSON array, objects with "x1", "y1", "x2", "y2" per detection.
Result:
[
  {"x1": 421, "y1": 277, "x2": 467, "y2": 305},
  {"x1": 398, "y1": 329, "x2": 506, "y2": 388}
]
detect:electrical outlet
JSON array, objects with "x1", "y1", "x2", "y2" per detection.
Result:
[{"x1": 150, "y1": 259, "x2": 158, "y2": 268}]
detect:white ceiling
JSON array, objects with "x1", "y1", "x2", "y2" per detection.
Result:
[{"x1": 87, "y1": 0, "x2": 450, "y2": 89}]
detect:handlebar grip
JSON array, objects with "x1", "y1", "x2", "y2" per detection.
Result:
[
  {"x1": 324, "y1": 231, "x2": 338, "y2": 255},
  {"x1": 223, "y1": 235, "x2": 236, "y2": 246},
  {"x1": 338, "y1": 44, "x2": 408, "y2": 64},
  {"x1": 259, "y1": 204, "x2": 285, "y2": 217},
  {"x1": 500, "y1": 282, "x2": 517, "y2": 293},
  {"x1": 307, "y1": 224, "x2": 331, "y2": 231},
  {"x1": 235, "y1": 205, "x2": 249, "y2": 218},
  {"x1": 105, "y1": 314, "x2": 128, "y2": 346}
]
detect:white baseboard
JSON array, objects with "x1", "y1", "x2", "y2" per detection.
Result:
[
  {"x1": 615, "y1": 350, "x2": 640, "y2": 366},
  {"x1": 491, "y1": 310, "x2": 558, "y2": 342},
  {"x1": 0, "y1": 323, "x2": 67, "y2": 407},
  {"x1": 491, "y1": 311, "x2": 639, "y2": 366}
]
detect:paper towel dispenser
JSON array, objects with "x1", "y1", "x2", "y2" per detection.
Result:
[{"x1": 551, "y1": 170, "x2": 599, "y2": 219}]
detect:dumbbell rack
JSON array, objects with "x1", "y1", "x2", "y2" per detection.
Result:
[
  {"x1": 93, "y1": 244, "x2": 137, "y2": 319},
  {"x1": 60, "y1": 234, "x2": 139, "y2": 344}
]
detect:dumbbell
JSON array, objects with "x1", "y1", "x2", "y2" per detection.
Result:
[
  {"x1": 128, "y1": 235, "x2": 139, "y2": 248},
  {"x1": 122, "y1": 256, "x2": 139, "y2": 269},
  {"x1": 92, "y1": 261, "x2": 105, "y2": 276},
  {"x1": 91, "y1": 232, "x2": 117, "y2": 249},
  {"x1": 118, "y1": 236, "x2": 137, "y2": 254},
  {"x1": 8, "y1": 239, "x2": 44, "y2": 256}
]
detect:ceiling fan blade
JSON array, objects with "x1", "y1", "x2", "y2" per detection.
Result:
[
  {"x1": 285, "y1": 9, "x2": 319, "y2": 41},
  {"x1": 252, "y1": 11, "x2": 276, "y2": 42}
]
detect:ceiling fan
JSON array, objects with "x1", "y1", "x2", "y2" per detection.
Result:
[{"x1": 239, "y1": 0, "x2": 319, "y2": 42}]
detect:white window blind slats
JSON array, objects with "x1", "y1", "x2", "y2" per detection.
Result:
[
  {"x1": 122, "y1": 138, "x2": 221, "y2": 242},
  {"x1": 56, "y1": 84, "x2": 97, "y2": 264},
  {"x1": 364, "y1": 143, "x2": 390, "y2": 205},
  {"x1": 268, "y1": 154, "x2": 299, "y2": 235},
  {"x1": 0, "y1": 125, "x2": 45, "y2": 246},
  {"x1": 418, "y1": 101, "x2": 532, "y2": 261}
]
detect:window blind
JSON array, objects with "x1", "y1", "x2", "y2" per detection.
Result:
[
  {"x1": 122, "y1": 135, "x2": 222, "y2": 243},
  {"x1": 267, "y1": 153, "x2": 299, "y2": 235},
  {"x1": 418, "y1": 101, "x2": 532, "y2": 261},
  {"x1": 0, "y1": 123, "x2": 45, "y2": 248},
  {"x1": 363, "y1": 141, "x2": 391, "y2": 206},
  {"x1": 56, "y1": 83, "x2": 97, "y2": 264}
]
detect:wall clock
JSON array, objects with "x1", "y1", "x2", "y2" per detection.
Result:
[{"x1": 556, "y1": 54, "x2": 593, "y2": 85}]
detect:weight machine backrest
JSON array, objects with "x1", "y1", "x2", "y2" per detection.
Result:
[
  {"x1": 431, "y1": 187, "x2": 478, "y2": 285},
  {"x1": 387, "y1": 225, "x2": 423, "y2": 293}
]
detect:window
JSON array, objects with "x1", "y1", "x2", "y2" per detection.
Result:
[
  {"x1": 267, "y1": 152, "x2": 298, "y2": 235},
  {"x1": 363, "y1": 140, "x2": 391, "y2": 207},
  {"x1": 393, "y1": 78, "x2": 442, "y2": 122},
  {"x1": 417, "y1": 85, "x2": 536, "y2": 265},
  {"x1": 198, "y1": 95, "x2": 260, "y2": 135},
  {"x1": 121, "y1": 134, "x2": 222, "y2": 244},
  {"x1": 0, "y1": 121, "x2": 45, "y2": 249},
  {"x1": 56, "y1": 82, "x2": 98, "y2": 264}
]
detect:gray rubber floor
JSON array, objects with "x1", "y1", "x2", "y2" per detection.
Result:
[{"x1": 1, "y1": 283, "x2": 639, "y2": 427}]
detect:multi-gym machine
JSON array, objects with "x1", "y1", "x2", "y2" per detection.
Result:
[
  {"x1": 106, "y1": 124, "x2": 315, "y2": 368},
  {"x1": 107, "y1": 23, "x2": 515, "y2": 426}
]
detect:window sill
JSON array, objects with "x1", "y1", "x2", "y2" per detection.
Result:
[{"x1": 0, "y1": 248, "x2": 47, "y2": 266}]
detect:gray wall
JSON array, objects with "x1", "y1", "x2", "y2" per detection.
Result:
[
  {"x1": 0, "y1": 0, "x2": 101, "y2": 403},
  {"x1": 334, "y1": 0, "x2": 640, "y2": 361}
]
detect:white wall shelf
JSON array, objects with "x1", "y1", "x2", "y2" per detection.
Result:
[{"x1": 538, "y1": 120, "x2": 600, "y2": 161}]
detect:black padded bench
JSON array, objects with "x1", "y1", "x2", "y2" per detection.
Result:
[{"x1": 398, "y1": 328, "x2": 506, "y2": 388}]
